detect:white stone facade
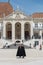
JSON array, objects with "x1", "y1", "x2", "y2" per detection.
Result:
[{"x1": 0, "y1": 10, "x2": 43, "y2": 47}]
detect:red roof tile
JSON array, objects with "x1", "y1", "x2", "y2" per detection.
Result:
[
  {"x1": 32, "y1": 13, "x2": 43, "y2": 18},
  {"x1": 0, "y1": 2, "x2": 13, "y2": 18}
]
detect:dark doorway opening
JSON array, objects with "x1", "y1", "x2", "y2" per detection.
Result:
[
  {"x1": 25, "y1": 31, "x2": 30, "y2": 40},
  {"x1": 7, "y1": 31, "x2": 12, "y2": 39}
]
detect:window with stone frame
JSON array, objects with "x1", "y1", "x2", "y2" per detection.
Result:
[
  {"x1": 7, "y1": 24, "x2": 12, "y2": 31},
  {"x1": 35, "y1": 23, "x2": 38, "y2": 28},
  {"x1": 15, "y1": 23, "x2": 21, "y2": 39}
]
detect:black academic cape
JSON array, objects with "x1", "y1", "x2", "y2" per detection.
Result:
[{"x1": 16, "y1": 46, "x2": 26, "y2": 56}]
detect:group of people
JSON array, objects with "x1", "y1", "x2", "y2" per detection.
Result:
[{"x1": 16, "y1": 44, "x2": 26, "y2": 58}]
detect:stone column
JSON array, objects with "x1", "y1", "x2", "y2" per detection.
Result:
[
  {"x1": 39, "y1": 31, "x2": 42, "y2": 45},
  {"x1": 12, "y1": 23, "x2": 15, "y2": 43},
  {"x1": 31, "y1": 23, "x2": 33, "y2": 38},
  {"x1": 21, "y1": 23, "x2": 24, "y2": 41},
  {"x1": 3, "y1": 21, "x2": 6, "y2": 39},
  {"x1": 40, "y1": 31, "x2": 42, "y2": 38},
  {"x1": 1, "y1": 22, "x2": 3, "y2": 38}
]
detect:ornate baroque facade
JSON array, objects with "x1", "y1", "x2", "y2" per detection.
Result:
[{"x1": 0, "y1": 2, "x2": 43, "y2": 47}]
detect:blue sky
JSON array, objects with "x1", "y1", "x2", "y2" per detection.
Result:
[{"x1": 0, "y1": 0, "x2": 43, "y2": 15}]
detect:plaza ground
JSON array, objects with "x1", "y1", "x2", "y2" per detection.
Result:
[{"x1": 0, "y1": 49, "x2": 43, "y2": 65}]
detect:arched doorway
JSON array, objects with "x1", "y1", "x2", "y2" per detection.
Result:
[
  {"x1": 33, "y1": 30, "x2": 40, "y2": 39},
  {"x1": 15, "y1": 22, "x2": 21, "y2": 39},
  {"x1": 24, "y1": 22, "x2": 30, "y2": 40},
  {"x1": 6, "y1": 22, "x2": 12, "y2": 39}
]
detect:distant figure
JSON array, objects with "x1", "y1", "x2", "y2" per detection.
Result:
[
  {"x1": 3, "y1": 43, "x2": 8, "y2": 48},
  {"x1": 39, "y1": 44, "x2": 42, "y2": 50},
  {"x1": 3, "y1": 43, "x2": 10, "y2": 48},
  {"x1": 14, "y1": 42, "x2": 16, "y2": 46},
  {"x1": 16, "y1": 44, "x2": 26, "y2": 58},
  {"x1": 29, "y1": 43, "x2": 32, "y2": 48},
  {"x1": 33, "y1": 42, "x2": 36, "y2": 48}
]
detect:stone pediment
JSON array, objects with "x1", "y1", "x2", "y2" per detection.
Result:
[{"x1": 4, "y1": 10, "x2": 31, "y2": 20}]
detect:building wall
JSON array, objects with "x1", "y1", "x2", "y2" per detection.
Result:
[
  {"x1": 0, "y1": 11, "x2": 43, "y2": 46},
  {"x1": 2, "y1": 18, "x2": 33, "y2": 43}
]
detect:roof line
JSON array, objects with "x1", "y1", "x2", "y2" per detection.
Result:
[{"x1": 8, "y1": 2, "x2": 14, "y2": 11}]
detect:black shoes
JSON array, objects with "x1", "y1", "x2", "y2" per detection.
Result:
[{"x1": 19, "y1": 56, "x2": 24, "y2": 58}]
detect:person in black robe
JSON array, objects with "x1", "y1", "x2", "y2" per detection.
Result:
[
  {"x1": 16, "y1": 44, "x2": 26, "y2": 58},
  {"x1": 39, "y1": 44, "x2": 42, "y2": 50}
]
